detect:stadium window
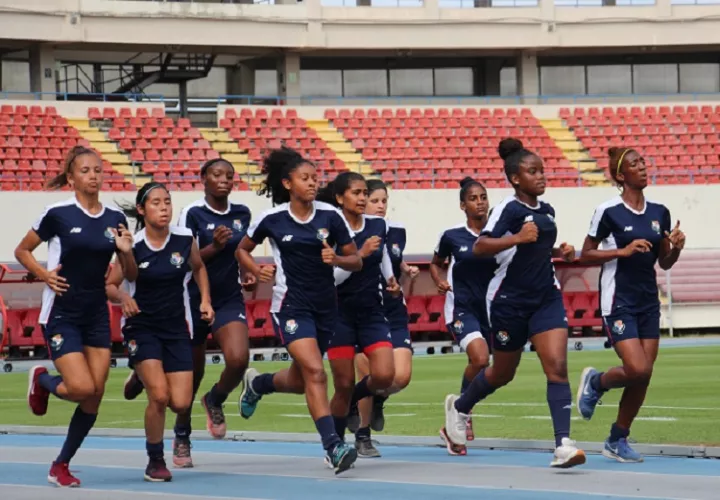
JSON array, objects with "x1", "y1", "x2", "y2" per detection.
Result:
[
  {"x1": 255, "y1": 70, "x2": 278, "y2": 97},
  {"x1": 389, "y1": 69, "x2": 433, "y2": 96},
  {"x1": 586, "y1": 65, "x2": 631, "y2": 95},
  {"x1": 500, "y1": 67, "x2": 517, "y2": 96},
  {"x1": 434, "y1": 68, "x2": 473, "y2": 96},
  {"x1": 344, "y1": 70, "x2": 388, "y2": 97},
  {"x1": 633, "y1": 64, "x2": 679, "y2": 95},
  {"x1": 300, "y1": 70, "x2": 342, "y2": 97},
  {"x1": 679, "y1": 63, "x2": 720, "y2": 93},
  {"x1": 540, "y1": 66, "x2": 585, "y2": 96}
]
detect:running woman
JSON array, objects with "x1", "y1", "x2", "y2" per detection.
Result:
[
  {"x1": 442, "y1": 138, "x2": 586, "y2": 468},
  {"x1": 235, "y1": 147, "x2": 362, "y2": 474},
  {"x1": 107, "y1": 181, "x2": 214, "y2": 481},
  {"x1": 123, "y1": 158, "x2": 254, "y2": 468},
  {"x1": 576, "y1": 147, "x2": 685, "y2": 463},
  {"x1": 349, "y1": 179, "x2": 418, "y2": 458},
  {"x1": 315, "y1": 173, "x2": 401, "y2": 456},
  {"x1": 19, "y1": 145, "x2": 137, "y2": 487},
  {"x1": 432, "y1": 177, "x2": 496, "y2": 456}
]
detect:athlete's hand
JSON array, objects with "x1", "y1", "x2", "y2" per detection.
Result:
[
  {"x1": 436, "y1": 280, "x2": 452, "y2": 295},
  {"x1": 558, "y1": 242, "x2": 576, "y2": 262},
  {"x1": 43, "y1": 265, "x2": 69, "y2": 295},
  {"x1": 359, "y1": 236, "x2": 381, "y2": 258},
  {"x1": 200, "y1": 301, "x2": 215, "y2": 325},
  {"x1": 257, "y1": 265, "x2": 275, "y2": 283},
  {"x1": 241, "y1": 271, "x2": 257, "y2": 291},
  {"x1": 212, "y1": 226, "x2": 233, "y2": 250},
  {"x1": 405, "y1": 265, "x2": 421, "y2": 280},
  {"x1": 619, "y1": 239, "x2": 652, "y2": 258},
  {"x1": 516, "y1": 222, "x2": 539, "y2": 244},
  {"x1": 665, "y1": 221, "x2": 685, "y2": 251},
  {"x1": 121, "y1": 294, "x2": 141, "y2": 318},
  {"x1": 321, "y1": 239, "x2": 337, "y2": 266},
  {"x1": 386, "y1": 276, "x2": 402, "y2": 297},
  {"x1": 112, "y1": 224, "x2": 134, "y2": 254}
]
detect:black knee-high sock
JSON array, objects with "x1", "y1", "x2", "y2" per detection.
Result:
[
  {"x1": 350, "y1": 376, "x2": 372, "y2": 406},
  {"x1": 38, "y1": 372, "x2": 63, "y2": 398},
  {"x1": 460, "y1": 374, "x2": 472, "y2": 394},
  {"x1": 315, "y1": 415, "x2": 341, "y2": 453},
  {"x1": 207, "y1": 383, "x2": 229, "y2": 406},
  {"x1": 547, "y1": 381, "x2": 572, "y2": 447},
  {"x1": 251, "y1": 373, "x2": 277, "y2": 396},
  {"x1": 333, "y1": 415, "x2": 348, "y2": 441},
  {"x1": 455, "y1": 369, "x2": 496, "y2": 414},
  {"x1": 56, "y1": 406, "x2": 97, "y2": 464},
  {"x1": 146, "y1": 440, "x2": 164, "y2": 461}
]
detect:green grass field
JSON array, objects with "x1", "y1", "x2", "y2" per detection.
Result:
[{"x1": 1, "y1": 346, "x2": 719, "y2": 446}]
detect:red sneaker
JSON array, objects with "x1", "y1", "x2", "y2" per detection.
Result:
[
  {"x1": 48, "y1": 462, "x2": 81, "y2": 487},
  {"x1": 466, "y1": 411, "x2": 475, "y2": 442},
  {"x1": 201, "y1": 393, "x2": 227, "y2": 439},
  {"x1": 144, "y1": 458, "x2": 172, "y2": 482},
  {"x1": 28, "y1": 365, "x2": 50, "y2": 416}
]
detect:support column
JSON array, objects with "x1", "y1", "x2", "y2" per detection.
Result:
[
  {"x1": 516, "y1": 51, "x2": 539, "y2": 104},
  {"x1": 276, "y1": 52, "x2": 301, "y2": 105},
  {"x1": 226, "y1": 62, "x2": 256, "y2": 104},
  {"x1": 357, "y1": 0, "x2": 371, "y2": 5},
  {"x1": 29, "y1": 44, "x2": 56, "y2": 100}
]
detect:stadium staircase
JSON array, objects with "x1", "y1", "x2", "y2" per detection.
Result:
[
  {"x1": 542, "y1": 117, "x2": 607, "y2": 187},
  {"x1": 304, "y1": 117, "x2": 373, "y2": 178}
]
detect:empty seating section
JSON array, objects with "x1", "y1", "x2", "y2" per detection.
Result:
[
  {"x1": 90, "y1": 106, "x2": 234, "y2": 192},
  {"x1": 0, "y1": 104, "x2": 86, "y2": 191},
  {"x1": 324, "y1": 107, "x2": 581, "y2": 189},
  {"x1": 561, "y1": 105, "x2": 720, "y2": 185},
  {"x1": 218, "y1": 108, "x2": 349, "y2": 191}
]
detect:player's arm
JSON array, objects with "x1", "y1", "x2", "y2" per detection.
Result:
[
  {"x1": 113, "y1": 221, "x2": 138, "y2": 282},
  {"x1": 658, "y1": 219, "x2": 685, "y2": 270},
  {"x1": 332, "y1": 241, "x2": 363, "y2": 272},
  {"x1": 105, "y1": 261, "x2": 141, "y2": 317},
  {"x1": 430, "y1": 233, "x2": 451, "y2": 294},
  {"x1": 190, "y1": 238, "x2": 215, "y2": 324},
  {"x1": 473, "y1": 204, "x2": 536, "y2": 257},
  {"x1": 328, "y1": 210, "x2": 362, "y2": 272},
  {"x1": 14, "y1": 230, "x2": 55, "y2": 285}
]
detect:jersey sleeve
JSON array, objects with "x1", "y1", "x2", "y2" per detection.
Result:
[
  {"x1": 661, "y1": 206, "x2": 672, "y2": 235},
  {"x1": 482, "y1": 200, "x2": 515, "y2": 238},
  {"x1": 177, "y1": 207, "x2": 200, "y2": 238},
  {"x1": 434, "y1": 231, "x2": 452, "y2": 259},
  {"x1": 329, "y1": 210, "x2": 354, "y2": 247},
  {"x1": 587, "y1": 205, "x2": 612, "y2": 241},
  {"x1": 247, "y1": 212, "x2": 270, "y2": 244},
  {"x1": 31, "y1": 207, "x2": 58, "y2": 242}
]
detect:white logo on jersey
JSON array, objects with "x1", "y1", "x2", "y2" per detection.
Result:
[
  {"x1": 624, "y1": 226, "x2": 633, "y2": 232},
  {"x1": 139, "y1": 262, "x2": 149, "y2": 269},
  {"x1": 524, "y1": 215, "x2": 534, "y2": 223},
  {"x1": 459, "y1": 245, "x2": 468, "y2": 252},
  {"x1": 70, "y1": 227, "x2": 82, "y2": 233},
  {"x1": 547, "y1": 214, "x2": 555, "y2": 223},
  {"x1": 282, "y1": 235, "x2": 293, "y2": 242},
  {"x1": 206, "y1": 223, "x2": 215, "y2": 230}
]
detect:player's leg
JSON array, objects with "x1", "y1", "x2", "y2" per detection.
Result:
[
  {"x1": 135, "y1": 355, "x2": 172, "y2": 482},
  {"x1": 348, "y1": 352, "x2": 369, "y2": 434},
  {"x1": 442, "y1": 302, "x2": 526, "y2": 455},
  {"x1": 200, "y1": 309, "x2": 250, "y2": 439},
  {"x1": 170, "y1": 340, "x2": 206, "y2": 468},
  {"x1": 327, "y1": 309, "x2": 362, "y2": 444}
]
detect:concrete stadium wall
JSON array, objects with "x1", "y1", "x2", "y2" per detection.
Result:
[{"x1": 0, "y1": 185, "x2": 714, "y2": 262}]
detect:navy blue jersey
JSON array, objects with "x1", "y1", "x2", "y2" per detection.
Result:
[
  {"x1": 383, "y1": 220, "x2": 408, "y2": 313},
  {"x1": 588, "y1": 197, "x2": 671, "y2": 316},
  {"x1": 122, "y1": 227, "x2": 194, "y2": 338},
  {"x1": 435, "y1": 224, "x2": 497, "y2": 321},
  {"x1": 248, "y1": 201, "x2": 354, "y2": 314},
  {"x1": 32, "y1": 197, "x2": 127, "y2": 325},
  {"x1": 335, "y1": 215, "x2": 394, "y2": 309},
  {"x1": 178, "y1": 199, "x2": 251, "y2": 306},
  {"x1": 482, "y1": 196, "x2": 560, "y2": 304}
]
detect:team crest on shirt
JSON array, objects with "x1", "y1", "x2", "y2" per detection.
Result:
[
  {"x1": 127, "y1": 339, "x2": 138, "y2": 356},
  {"x1": 496, "y1": 331, "x2": 510, "y2": 345},
  {"x1": 233, "y1": 219, "x2": 243, "y2": 232},
  {"x1": 170, "y1": 252, "x2": 184, "y2": 267},
  {"x1": 391, "y1": 243, "x2": 401, "y2": 257},
  {"x1": 104, "y1": 227, "x2": 115, "y2": 241},
  {"x1": 453, "y1": 320, "x2": 464, "y2": 334},
  {"x1": 285, "y1": 319, "x2": 298, "y2": 334},
  {"x1": 316, "y1": 228, "x2": 329, "y2": 241},
  {"x1": 50, "y1": 334, "x2": 64, "y2": 351},
  {"x1": 612, "y1": 320, "x2": 625, "y2": 335},
  {"x1": 651, "y1": 220, "x2": 661, "y2": 234}
]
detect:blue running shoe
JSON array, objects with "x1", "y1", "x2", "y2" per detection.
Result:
[
  {"x1": 325, "y1": 442, "x2": 358, "y2": 475},
  {"x1": 576, "y1": 366, "x2": 602, "y2": 420},
  {"x1": 603, "y1": 437, "x2": 644, "y2": 463},
  {"x1": 238, "y1": 368, "x2": 262, "y2": 419}
]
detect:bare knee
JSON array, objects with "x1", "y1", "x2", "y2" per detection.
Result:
[
  {"x1": 393, "y1": 370, "x2": 411, "y2": 391},
  {"x1": 303, "y1": 363, "x2": 328, "y2": 388},
  {"x1": 148, "y1": 388, "x2": 170, "y2": 410},
  {"x1": 487, "y1": 365, "x2": 517, "y2": 387},
  {"x1": 543, "y1": 358, "x2": 568, "y2": 383},
  {"x1": 65, "y1": 379, "x2": 96, "y2": 402},
  {"x1": 224, "y1": 350, "x2": 249, "y2": 377},
  {"x1": 624, "y1": 360, "x2": 652, "y2": 384},
  {"x1": 371, "y1": 365, "x2": 395, "y2": 391},
  {"x1": 169, "y1": 395, "x2": 192, "y2": 414}
]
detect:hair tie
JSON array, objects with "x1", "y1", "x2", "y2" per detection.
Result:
[{"x1": 616, "y1": 149, "x2": 630, "y2": 177}]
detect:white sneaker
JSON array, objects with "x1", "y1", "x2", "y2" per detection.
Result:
[
  {"x1": 550, "y1": 437, "x2": 587, "y2": 468},
  {"x1": 444, "y1": 394, "x2": 469, "y2": 446}
]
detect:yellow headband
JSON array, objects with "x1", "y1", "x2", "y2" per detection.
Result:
[{"x1": 616, "y1": 149, "x2": 630, "y2": 177}]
